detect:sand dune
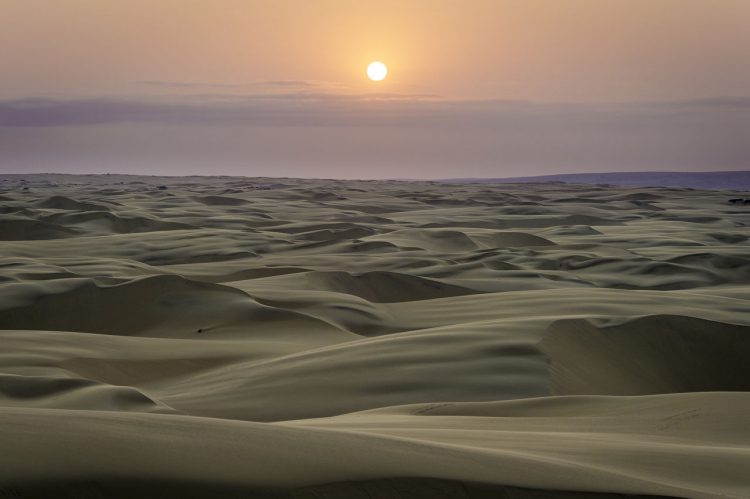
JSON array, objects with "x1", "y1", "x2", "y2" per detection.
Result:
[
  {"x1": 0, "y1": 173, "x2": 749, "y2": 498},
  {"x1": 36, "y1": 195, "x2": 110, "y2": 211},
  {"x1": 366, "y1": 228, "x2": 481, "y2": 251},
  {"x1": 40, "y1": 211, "x2": 194, "y2": 234},
  {"x1": 0, "y1": 275, "x2": 350, "y2": 341},
  {"x1": 543, "y1": 315, "x2": 750, "y2": 395},
  {"x1": 193, "y1": 195, "x2": 250, "y2": 206},
  {"x1": 303, "y1": 270, "x2": 478, "y2": 302},
  {"x1": 0, "y1": 218, "x2": 78, "y2": 240},
  {"x1": 0, "y1": 373, "x2": 174, "y2": 413},
  {"x1": 1, "y1": 393, "x2": 748, "y2": 498}
]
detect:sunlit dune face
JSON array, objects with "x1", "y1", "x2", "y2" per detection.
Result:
[{"x1": 367, "y1": 61, "x2": 388, "y2": 81}]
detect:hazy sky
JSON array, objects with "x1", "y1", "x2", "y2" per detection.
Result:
[{"x1": 1, "y1": 0, "x2": 748, "y2": 178}]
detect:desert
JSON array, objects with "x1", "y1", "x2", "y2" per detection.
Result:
[{"x1": 0, "y1": 173, "x2": 748, "y2": 498}]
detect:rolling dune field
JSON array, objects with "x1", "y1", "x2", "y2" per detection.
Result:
[{"x1": 1, "y1": 174, "x2": 749, "y2": 498}]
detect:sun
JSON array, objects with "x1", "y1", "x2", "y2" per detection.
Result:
[{"x1": 367, "y1": 61, "x2": 388, "y2": 81}]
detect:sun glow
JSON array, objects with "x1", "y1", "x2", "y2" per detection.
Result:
[{"x1": 367, "y1": 61, "x2": 388, "y2": 81}]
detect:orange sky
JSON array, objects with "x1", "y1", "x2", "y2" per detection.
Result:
[
  {"x1": 0, "y1": 0, "x2": 748, "y2": 177},
  {"x1": 2, "y1": 0, "x2": 749, "y2": 101}
]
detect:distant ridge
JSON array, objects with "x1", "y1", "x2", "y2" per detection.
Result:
[{"x1": 439, "y1": 171, "x2": 750, "y2": 190}]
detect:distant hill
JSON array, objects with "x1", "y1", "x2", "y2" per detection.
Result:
[{"x1": 440, "y1": 171, "x2": 750, "y2": 191}]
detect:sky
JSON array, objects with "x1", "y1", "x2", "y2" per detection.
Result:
[{"x1": 1, "y1": 0, "x2": 748, "y2": 178}]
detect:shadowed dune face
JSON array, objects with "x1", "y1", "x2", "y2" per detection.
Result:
[
  {"x1": 0, "y1": 219, "x2": 80, "y2": 240},
  {"x1": 304, "y1": 271, "x2": 479, "y2": 303},
  {"x1": 542, "y1": 315, "x2": 750, "y2": 395},
  {"x1": 0, "y1": 275, "x2": 350, "y2": 342},
  {"x1": 36, "y1": 195, "x2": 110, "y2": 212},
  {"x1": 0, "y1": 174, "x2": 749, "y2": 499},
  {"x1": 4, "y1": 478, "x2": 679, "y2": 499}
]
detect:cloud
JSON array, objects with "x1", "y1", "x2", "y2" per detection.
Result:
[
  {"x1": 0, "y1": 94, "x2": 747, "y2": 177},
  {"x1": 2, "y1": 94, "x2": 747, "y2": 129},
  {"x1": 135, "y1": 80, "x2": 351, "y2": 94},
  {"x1": 0, "y1": 92, "x2": 446, "y2": 127},
  {"x1": 138, "y1": 79, "x2": 321, "y2": 89}
]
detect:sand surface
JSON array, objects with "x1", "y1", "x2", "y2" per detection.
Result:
[{"x1": 1, "y1": 174, "x2": 749, "y2": 498}]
